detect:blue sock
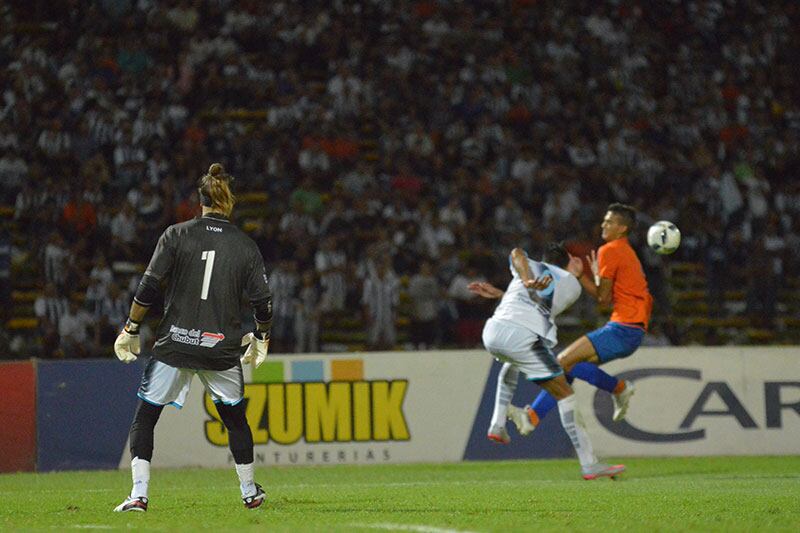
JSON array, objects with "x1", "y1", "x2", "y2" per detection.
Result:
[
  {"x1": 529, "y1": 389, "x2": 557, "y2": 423},
  {"x1": 570, "y1": 362, "x2": 619, "y2": 393}
]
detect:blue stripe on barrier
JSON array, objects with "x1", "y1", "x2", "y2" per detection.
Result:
[
  {"x1": 462, "y1": 359, "x2": 574, "y2": 461},
  {"x1": 37, "y1": 358, "x2": 144, "y2": 471}
]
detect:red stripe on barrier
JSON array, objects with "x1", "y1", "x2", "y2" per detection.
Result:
[{"x1": 0, "y1": 360, "x2": 37, "y2": 472}]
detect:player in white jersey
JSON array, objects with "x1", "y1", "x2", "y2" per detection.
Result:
[{"x1": 471, "y1": 243, "x2": 624, "y2": 480}]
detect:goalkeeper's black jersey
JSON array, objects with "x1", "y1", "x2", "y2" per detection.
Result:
[{"x1": 143, "y1": 213, "x2": 271, "y2": 370}]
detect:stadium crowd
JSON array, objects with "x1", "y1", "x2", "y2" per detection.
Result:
[{"x1": 1, "y1": 0, "x2": 799, "y2": 359}]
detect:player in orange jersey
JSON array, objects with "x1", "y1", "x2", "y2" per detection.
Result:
[{"x1": 503, "y1": 203, "x2": 653, "y2": 434}]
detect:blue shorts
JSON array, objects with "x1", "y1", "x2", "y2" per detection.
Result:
[{"x1": 586, "y1": 322, "x2": 645, "y2": 363}]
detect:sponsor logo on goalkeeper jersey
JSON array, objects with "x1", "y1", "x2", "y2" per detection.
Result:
[
  {"x1": 203, "y1": 358, "x2": 410, "y2": 447},
  {"x1": 169, "y1": 325, "x2": 225, "y2": 348}
]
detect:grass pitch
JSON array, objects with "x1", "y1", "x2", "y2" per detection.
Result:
[{"x1": 1, "y1": 457, "x2": 799, "y2": 532}]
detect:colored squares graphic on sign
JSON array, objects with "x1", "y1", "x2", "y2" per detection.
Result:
[
  {"x1": 252, "y1": 361, "x2": 284, "y2": 383},
  {"x1": 291, "y1": 360, "x2": 324, "y2": 382},
  {"x1": 331, "y1": 359, "x2": 364, "y2": 381}
]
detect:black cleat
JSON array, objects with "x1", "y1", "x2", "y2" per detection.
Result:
[{"x1": 243, "y1": 483, "x2": 266, "y2": 509}]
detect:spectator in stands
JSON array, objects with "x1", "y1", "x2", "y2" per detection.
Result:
[
  {"x1": 85, "y1": 253, "x2": 113, "y2": 312},
  {"x1": 279, "y1": 199, "x2": 318, "y2": 243},
  {"x1": 417, "y1": 213, "x2": 455, "y2": 260},
  {"x1": 362, "y1": 257, "x2": 400, "y2": 351},
  {"x1": 34, "y1": 283, "x2": 66, "y2": 357},
  {"x1": 0, "y1": 148, "x2": 28, "y2": 203},
  {"x1": 62, "y1": 190, "x2": 97, "y2": 241},
  {"x1": 315, "y1": 236, "x2": 347, "y2": 314},
  {"x1": 0, "y1": 226, "x2": 11, "y2": 325},
  {"x1": 93, "y1": 282, "x2": 129, "y2": 354},
  {"x1": 407, "y1": 261, "x2": 440, "y2": 350},
  {"x1": 2, "y1": 0, "x2": 800, "y2": 356},
  {"x1": 439, "y1": 197, "x2": 467, "y2": 231},
  {"x1": 57, "y1": 295, "x2": 93, "y2": 358},
  {"x1": 43, "y1": 232, "x2": 70, "y2": 289},
  {"x1": 268, "y1": 258, "x2": 299, "y2": 353},
  {"x1": 113, "y1": 126, "x2": 147, "y2": 191},
  {"x1": 447, "y1": 265, "x2": 489, "y2": 348},
  {"x1": 294, "y1": 271, "x2": 321, "y2": 354},
  {"x1": 109, "y1": 202, "x2": 138, "y2": 261}
]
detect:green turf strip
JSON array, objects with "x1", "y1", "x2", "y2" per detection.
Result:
[{"x1": 1, "y1": 457, "x2": 799, "y2": 532}]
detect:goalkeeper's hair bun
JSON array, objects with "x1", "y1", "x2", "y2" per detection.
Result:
[
  {"x1": 198, "y1": 163, "x2": 236, "y2": 216},
  {"x1": 208, "y1": 163, "x2": 225, "y2": 177}
]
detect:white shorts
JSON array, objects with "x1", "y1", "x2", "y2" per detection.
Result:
[
  {"x1": 482, "y1": 317, "x2": 563, "y2": 381},
  {"x1": 138, "y1": 358, "x2": 244, "y2": 409}
]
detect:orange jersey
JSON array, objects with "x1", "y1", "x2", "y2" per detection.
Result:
[{"x1": 597, "y1": 237, "x2": 653, "y2": 327}]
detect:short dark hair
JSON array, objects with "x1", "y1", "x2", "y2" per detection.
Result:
[
  {"x1": 607, "y1": 203, "x2": 637, "y2": 232},
  {"x1": 541, "y1": 242, "x2": 569, "y2": 268}
]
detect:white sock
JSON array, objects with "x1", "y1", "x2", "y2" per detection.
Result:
[
  {"x1": 490, "y1": 363, "x2": 519, "y2": 428},
  {"x1": 131, "y1": 457, "x2": 150, "y2": 499},
  {"x1": 235, "y1": 463, "x2": 256, "y2": 497},
  {"x1": 557, "y1": 395, "x2": 597, "y2": 469}
]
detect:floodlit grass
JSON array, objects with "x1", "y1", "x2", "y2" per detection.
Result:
[{"x1": 1, "y1": 457, "x2": 799, "y2": 532}]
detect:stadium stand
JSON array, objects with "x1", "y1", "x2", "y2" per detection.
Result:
[{"x1": 1, "y1": 0, "x2": 798, "y2": 358}]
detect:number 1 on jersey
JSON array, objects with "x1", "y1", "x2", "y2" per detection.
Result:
[{"x1": 200, "y1": 250, "x2": 216, "y2": 300}]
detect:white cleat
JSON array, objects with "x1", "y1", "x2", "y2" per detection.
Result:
[
  {"x1": 582, "y1": 463, "x2": 625, "y2": 480},
  {"x1": 612, "y1": 381, "x2": 635, "y2": 422},
  {"x1": 507, "y1": 404, "x2": 536, "y2": 436},
  {"x1": 487, "y1": 425, "x2": 510, "y2": 444}
]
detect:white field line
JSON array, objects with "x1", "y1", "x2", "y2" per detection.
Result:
[
  {"x1": 0, "y1": 478, "x2": 554, "y2": 495},
  {"x1": 350, "y1": 523, "x2": 479, "y2": 533},
  {"x1": 269, "y1": 478, "x2": 557, "y2": 490},
  {"x1": 6, "y1": 471, "x2": 789, "y2": 496}
]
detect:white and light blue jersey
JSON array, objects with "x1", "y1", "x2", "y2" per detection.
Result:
[{"x1": 490, "y1": 250, "x2": 581, "y2": 347}]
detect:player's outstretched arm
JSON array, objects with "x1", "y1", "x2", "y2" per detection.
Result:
[
  {"x1": 510, "y1": 248, "x2": 534, "y2": 282},
  {"x1": 566, "y1": 254, "x2": 584, "y2": 278},
  {"x1": 468, "y1": 281, "x2": 505, "y2": 299},
  {"x1": 577, "y1": 250, "x2": 612, "y2": 305},
  {"x1": 510, "y1": 248, "x2": 552, "y2": 289}
]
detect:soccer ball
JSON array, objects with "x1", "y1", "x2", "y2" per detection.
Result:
[{"x1": 647, "y1": 221, "x2": 681, "y2": 255}]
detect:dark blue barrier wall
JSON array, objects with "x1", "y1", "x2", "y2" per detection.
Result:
[
  {"x1": 463, "y1": 359, "x2": 573, "y2": 460},
  {"x1": 37, "y1": 359, "x2": 144, "y2": 471}
]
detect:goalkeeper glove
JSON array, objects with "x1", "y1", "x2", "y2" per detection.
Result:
[
  {"x1": 241, "y1": 330, "x2": 269, "y2": 368},
  {"x1": 114, "y1": 318, "x2": 140, "y2": 363}
]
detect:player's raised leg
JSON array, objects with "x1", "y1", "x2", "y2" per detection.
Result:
[
  {"x1": 571, "y1": 324, "x2": 643, "y2": 420},
  {"x1": 488, "y1": 362, "x2": 518, "y2": 443},
  {"x1": 523, "y1": 329, "x2": 637, "y2": 425},
  {"x1": 520, "y1": 334, "x2": 614, "y2": 425},
  {"x1": 555, "y1": 334, "x2": 600, "y2": 371}
]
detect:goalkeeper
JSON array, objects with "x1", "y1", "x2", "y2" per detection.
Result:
[{"x1": 113, "y1": 164, "x2": 272, "y2": 512}]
